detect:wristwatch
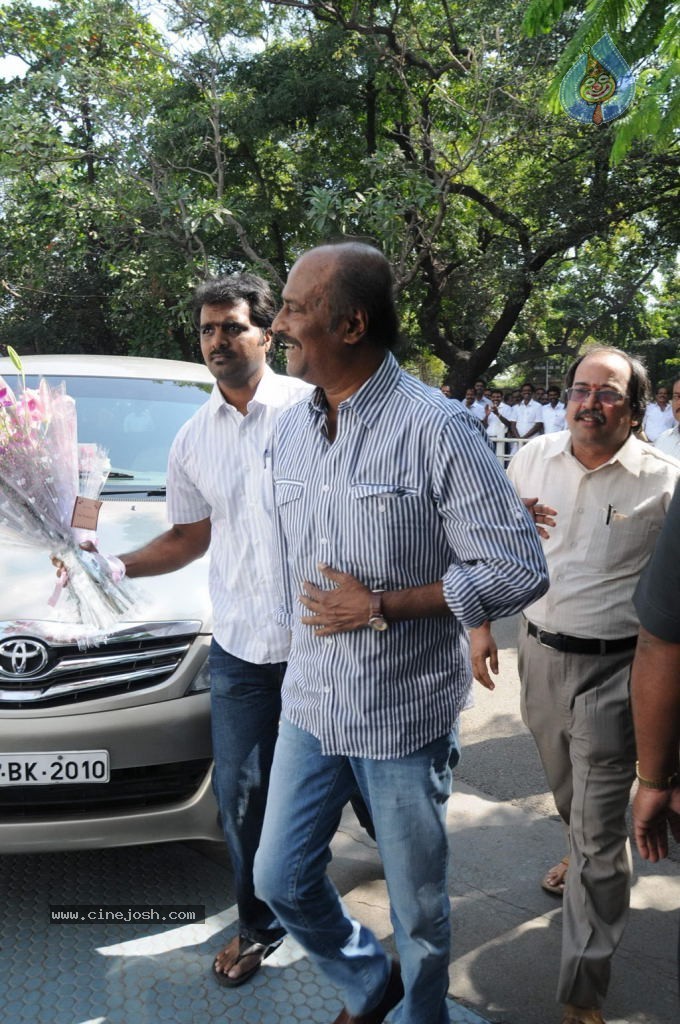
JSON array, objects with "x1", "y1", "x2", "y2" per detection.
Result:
[
  {"x1": 367, "y1": 590, "x2": 388, "y2": 632},
  {"x1": 635, "y1": 760, "x2": 680, "y2": 790}
]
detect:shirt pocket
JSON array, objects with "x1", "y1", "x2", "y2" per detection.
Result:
[
  {"x1": 275, "y1": 479, "x2": 305, "y2": 506},
  {"x1": 586, "y1": 511, "x2": 661, "y2": 574},
  {"x1": 273, "y1": 479, "x2": 306, "y2": 556},
  {"x1": 350, "y1": 482, "x2": 427, "y2": 577}
]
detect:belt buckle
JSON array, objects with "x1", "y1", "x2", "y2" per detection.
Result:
[{"x1": 537, "y1": 627, "x2": 559, "y2": 651}]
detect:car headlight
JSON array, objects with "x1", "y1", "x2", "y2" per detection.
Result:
[{"x1": 184, "y1": 656, "x2": 212, "y2": 695}]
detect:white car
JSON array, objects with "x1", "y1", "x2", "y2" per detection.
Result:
[{"x1": 0, "y1": 354, "x2": 223, "y2": 852}]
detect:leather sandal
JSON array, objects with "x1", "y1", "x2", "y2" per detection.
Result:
[
  {"x1": 212, "y1": 933, "x2": 282, "y2": 988},
  {"x1": 561, "y1": 1004, "x2": 606, "y2": 1024},
  {"x1": 541, "y1": 855, "x2": 569, "y2": 897}
]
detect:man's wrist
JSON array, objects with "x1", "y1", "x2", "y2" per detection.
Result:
[
  {"x1": 367, "y1": 590, "x2": 388, "y2": 632},
  {"x1": 635, "y1": 760, "x2": 680, "y2": 790}
]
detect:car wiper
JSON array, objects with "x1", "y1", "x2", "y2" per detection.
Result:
[
  {"x1": 101, "y1": 485, "x2": 167, "y2": 497},
  {"x1": 106, "y1": 470, "x2": 135, "y2": 479}
]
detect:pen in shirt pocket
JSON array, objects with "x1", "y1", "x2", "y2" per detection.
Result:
[
  {"x1": 605, "y1": 504, "x2": 628, "y2": 525},
  {"x1": 263, "y1": 448, "x2": 271, "y2": 469}
]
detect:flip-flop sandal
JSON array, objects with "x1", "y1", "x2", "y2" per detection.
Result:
[
  {"x1": 212, "y1": 934, "x2": 282, "y2": 988},
  {"x1": 541, "y1": 855, "x2": 569, "y2": 896}
]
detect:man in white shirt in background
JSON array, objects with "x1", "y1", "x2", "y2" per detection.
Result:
[
  {"x1": 541, "y1": 384, "x2": 567, "y2": 434},
  {"x1": 484, "y1": 387, "x2": 513, "y2": 463},
  {"x1": 463, "y1": 386, "x2": 487, "y2": 422},
  {"x1": 473, "y1": 378, "x2": 492, "y2": 407},
  {"x1": 510, "y1": 381, "x2": 544, "y2": 450},
  {"x1": 642, "y1": 384, "x2": 674, "y2": 442},
  {"x1": 654, "y1": 377, "x2": 680, "y2": 460}
]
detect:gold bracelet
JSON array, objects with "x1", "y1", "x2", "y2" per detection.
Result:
[{"x1": 635, "y1": 761, "x2": 680, "y2": 790}]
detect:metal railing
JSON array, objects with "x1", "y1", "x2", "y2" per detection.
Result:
[{"x1": 486, "y1": 433, "x2": 537, "y2": 469}]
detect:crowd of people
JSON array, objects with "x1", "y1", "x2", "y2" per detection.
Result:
[
  {"x1": 451, "y1": 379, "x2": 566, "y2": 462},
  {"x1": 73, "y1": 242, "x2": 677, "y2": 1024}
]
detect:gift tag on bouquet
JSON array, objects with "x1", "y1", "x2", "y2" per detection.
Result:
[{"x1": 71, "y1": 496, "x2": 103, "y2": 531}]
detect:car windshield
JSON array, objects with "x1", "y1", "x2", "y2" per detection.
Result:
[{"x1": 24, "y1": 373, "x2": 212, "y2": 495}]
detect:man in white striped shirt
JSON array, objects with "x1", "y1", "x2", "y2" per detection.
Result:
[
  {"x1": 114, "y1": 273, "x2": 311, "y2": 987},
  {"x1": 254, "y1": 242, "x2": 549, "y2": 1024}
]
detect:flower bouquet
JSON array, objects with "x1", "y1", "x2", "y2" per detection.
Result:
[{"x1": 0, "y1": 348, "x2": 138, "y2": 631}]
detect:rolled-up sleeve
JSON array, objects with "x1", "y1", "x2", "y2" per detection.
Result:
[{"x1": 435, "y1": 415, "x2": 549, "y2": 627}]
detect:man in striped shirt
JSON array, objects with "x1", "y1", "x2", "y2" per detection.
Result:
[{"x1": 253, "y1": 242, "x2": 549, "y2": 1024}]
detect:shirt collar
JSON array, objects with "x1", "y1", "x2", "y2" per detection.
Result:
[
  {"x1": 207, "y1": 364, "x2": 285, "y2": 417},
  {"x1": 309, "y1": 351, "x2": 400, "y2": 428},
  {"x1": 549, "y1": 429, "x2": 644, "y2": 476}
]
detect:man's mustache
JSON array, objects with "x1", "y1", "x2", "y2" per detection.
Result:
[{"x1": 575, "y1": 409, "x2": 606, "y2": 424}]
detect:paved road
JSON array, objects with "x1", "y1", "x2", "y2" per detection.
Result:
[
  {"x1": 456, "y1": 613, "x2": 680, "y2": 860},
  {"x1": 457, "y1": 614, "x2": 559, "y2": 819},
  {"x1": 448, "y1": 614, "x2": 680, "y2": 1024},
  {"x1": 1, "y1": 615, "x2": 678, "y2": 1024}
]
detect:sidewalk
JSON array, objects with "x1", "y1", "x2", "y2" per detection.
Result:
[
  {"x1": 1, "y1": 819, "x2": 490, "y2": 1024},
  {"x1": 2, "y1": 783, "x2": 678, "y2": 1023},
  {"x1": 329, "y1": 780, "x2": 680, "y2": 1024},
  {"x1": 2, "y1": 612, "x2": 678, "y2": 1024}
]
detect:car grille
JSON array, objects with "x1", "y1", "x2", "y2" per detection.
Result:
[
  {"x1": 0, "y1": 622, "x2": 202, "y2": 708},
  {"x1": 0, "y1": 759, "x2": 212, "y2": 816}
]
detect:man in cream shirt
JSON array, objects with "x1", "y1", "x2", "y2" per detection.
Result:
[{"x1": 475, "y1": 347, "x2": 680, "y2": 1024}]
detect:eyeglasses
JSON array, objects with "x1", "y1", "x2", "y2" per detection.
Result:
[{"x1": 565, "y1": 386, "x2": 626, "y2": 406}]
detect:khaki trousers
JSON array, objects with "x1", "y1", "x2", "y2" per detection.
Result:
[{"x1": 518, "y1": 618, "x2": 636, "y2": 1007}]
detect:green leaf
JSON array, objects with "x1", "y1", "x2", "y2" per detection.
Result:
[{"x1": 7, "y1": 345, "x2": 23, "y2": 373}]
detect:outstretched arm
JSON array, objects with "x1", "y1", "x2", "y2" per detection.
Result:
[
  {"x1": 631, "y1": 626, "x2": 680, "y2": 861},
  {"x1": 119, "y1": 518, "x2": 211, "y2": 577}
]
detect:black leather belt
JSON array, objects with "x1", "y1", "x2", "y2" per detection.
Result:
[{"x1": 526, "y1": 620, "x2": 637, "y2": 655}]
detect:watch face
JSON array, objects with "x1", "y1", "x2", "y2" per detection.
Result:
[{"x1": 368, "y1": 615, "x2": 388, "y2": 632}]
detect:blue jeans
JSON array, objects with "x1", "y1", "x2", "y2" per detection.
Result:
[
  {"x1": 209, "y1": 640, "x2": 286, "y2": 944},
  {"x1": 254, "y1": 718, "x2": 459, "y2": 1024}
]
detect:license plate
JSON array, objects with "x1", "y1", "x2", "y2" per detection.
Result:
[{"x1": 0, "y1": 751, "x2": 110, "y2": 786}]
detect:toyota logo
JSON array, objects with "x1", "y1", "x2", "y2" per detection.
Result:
[{"x1": 0, "y1": 639, "x2": 49, "y2": 677}]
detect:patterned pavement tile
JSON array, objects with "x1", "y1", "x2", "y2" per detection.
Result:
[{"x1": 0, "y1": 843, "x2": 491, "y2": 1024}]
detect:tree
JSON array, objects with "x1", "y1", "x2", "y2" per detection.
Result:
[
  {"x1": 1, "y1": 0, "x2": 677, "y2": 391},
  {"x1": 0, "y1": 0, "x2": 185, "y2": 356},
  {"x1": 256, "y1": 0, "x2": 678, "y2": 390}
]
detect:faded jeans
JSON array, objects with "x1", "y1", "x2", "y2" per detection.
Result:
[{"x1": 254, "y1": 717, "x2": 459, "y2": 1023}]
